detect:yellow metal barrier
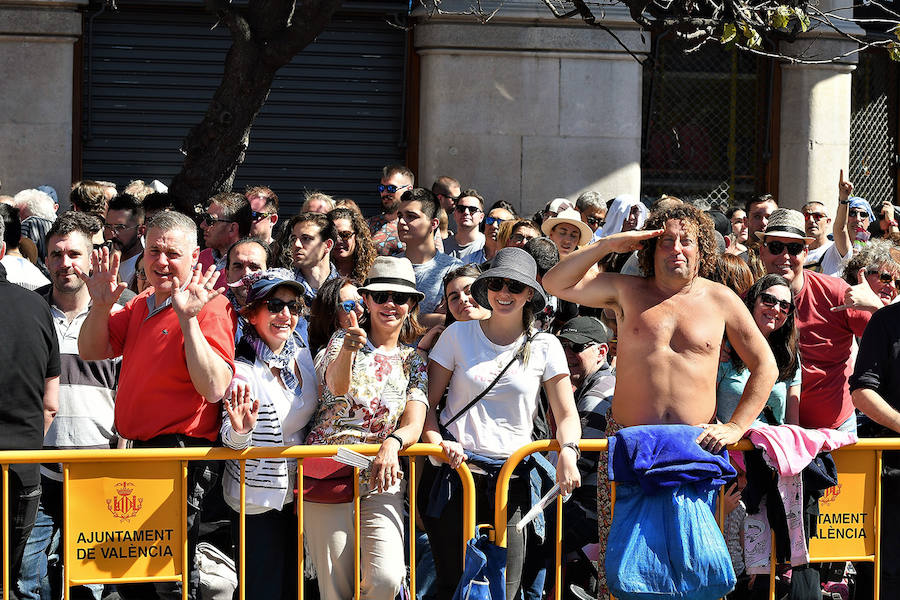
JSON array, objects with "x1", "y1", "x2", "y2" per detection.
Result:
[
  {"x1": 0, "y1": 443, "x2": 476, "y2": 600},
  {"x1": 494, "y1": 438, "x2": 894, "y2": 600}
]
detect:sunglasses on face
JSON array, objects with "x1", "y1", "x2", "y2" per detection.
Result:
[
  {"x1": 509, "y1": 233, "x2": 535, "y2": 244},
  {"x1": 369, "y1": 291, "x2": 413, "y2": 305},
  {"x1": 486, "y1": 278, "x2": 527, "y2": 294},
  {"x1": 455, "y1": 205, "x2": 481, "y2": 215},
  {"x1": 377, "y1": 184, "x2": 410, "y2": 194},
  {"x1": 764, "y1": 240, "x2": 806, "y2": 256},
  {"x1": 340, "y1": 299, "x2": 364, "y2": 313},
  {"x1": 336, "y1": 230, "x2": 355, "y2": 241},
  {"x1": 804, "y1": 212, "x2": 827, "y2": 221},
  {"x1": 265, "y1": 298, "x2": 303, "y2": 315},
  {"x1": 586, "y1": 217, "x2": 605, "y2": 227},
  {"x1": 759, "y1": 292, "x2": 794, "y2": 314},
  {"x1": 484, "y1": 216, "x2": 507, "y2": 227},
  {"x1": 848, "y1": 209, "x2": 868, "y2": 219},
  {"x1": 867, "y1": 269, "x2": 900, "y2": 288},
  {"x1": 562, "y1": 340, "x2": 596, "y2": 354},
  {"x1": 104, "y1": 223, "x2": 137, "y2": 234},
  {"x1": 250, "y1": 210, "x2": 273, "y2": 221},
  {"x1": 202, "y1": 213, "x2": 236, "y2": 226}
]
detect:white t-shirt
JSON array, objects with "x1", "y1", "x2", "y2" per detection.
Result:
[
  {"x1": 804, "y1": 240, "x2": 848, "y2": 277},
  {"x1": 429, "y1": 320, "x2": 569, "y2": 458}
]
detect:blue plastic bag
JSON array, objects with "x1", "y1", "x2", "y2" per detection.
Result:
[
  {"x1": 606, "y1": 482, "x2": 736, "y2": 600},
  {"x1": 452, "y1": 532, "x2": 507, "y2": 600}
]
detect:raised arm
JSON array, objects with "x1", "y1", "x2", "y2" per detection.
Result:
[
  {"x1": 324, "y1": 309, "x2": 367, "y2": 397},
  {"x1": 833, "y1": 169, "x2": 853, "y2": 258},
  {"x1": 697, "y1": 290, "x2": 778, "y2": 452},
  {"x1": 76, "y1": 247, "x2": 127, "y2": 360},
  {"x1": 543, "y1": 229, "x2": 663, "y2": 308}
]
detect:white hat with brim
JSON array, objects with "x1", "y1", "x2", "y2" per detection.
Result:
[
  {"x1": 541, "y1": 208, "x2": 593, "y2": 246},
  {"x1": 357, "y1": 256, "x2": 425, "y2": 301},
  {"x1": 755, "y1": 208, "x2": 815, "y2": 242}
]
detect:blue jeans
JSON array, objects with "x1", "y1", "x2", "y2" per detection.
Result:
[
  {"x1": 0, "y1": 472, "x2": 42, "y2": 599},
  {"x1": 17, "y1": 476, "x2": 102, "y2": 600}
]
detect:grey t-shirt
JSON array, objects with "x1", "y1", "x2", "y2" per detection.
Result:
[
  {"x1": 442, "y1": 232, "x2": 486, "y2": 264},
  {"x1": 409, "y1": 251, "x2": 463, "y2": 315}
]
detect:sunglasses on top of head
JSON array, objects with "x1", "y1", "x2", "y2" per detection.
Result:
[
  {"x1": 759, "y1": 292, "x2": 793, "y2": 314},
  {"x1": 265, "y1": 298, "x2": 303, "y2": 315},
  {"x1": 764, "y1": 240, "x2": 806, "y2": 256},
  {"x1": 369, "y1": 291, "x2": 414, "y2": 305},
  {"x1": 486, "y1": 278, "x2": 527, "y2": 294},
  {"x1": 377, "y1": 184, "x2": 410, "y2": 194}
]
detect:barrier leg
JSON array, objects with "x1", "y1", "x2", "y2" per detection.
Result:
[
  {"x1": 182, "y1": 461, "x2": 188, "y2": 600},
  {"x1": 555, "y1": 494, "x2": 563, "y2": 600},
  {"x1": 354, "y1": 468, "x2": 360, "y2": 600},
  {"x1": 239, "y1": 460, "x2": 246, "y2": 600},
  {"x1": 64, "y1": 465, "x2": 70, "y2": 600},
  {"x1": 3, "y1": 465, "x2": 8, "y2": 600},
  {"x1": 409, "y1": 458, "x2": 416, "y2": 599},
  {"x1": 297, "y1": 460, "x2": 304, "y2": 600}
]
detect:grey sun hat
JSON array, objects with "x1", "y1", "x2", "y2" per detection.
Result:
[
  {"x1": 471, "y1": 247, "x2": 547, "y2": 312},
  {"x1": 755, "y1": 208, "x2": 815, "y2": 242},
  {"x1": 357, "y1": 256, "x2": 425, "y2": 301}
]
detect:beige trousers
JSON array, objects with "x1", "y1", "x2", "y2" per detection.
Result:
[{"x1": 304, "y1": 483, "x2": 406, "y2": 600}]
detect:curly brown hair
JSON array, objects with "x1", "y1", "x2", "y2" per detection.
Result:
[
  {"x1": 329, "y1": 207, "x2": 376, "y2": 284},
  {"x1": 637, "y1": 204, "x2": 718, "y2": 279}
]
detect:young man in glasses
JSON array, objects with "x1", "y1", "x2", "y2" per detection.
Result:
[
  {"x1": 198, "y1": 192, "x2": 252, "y2": 290},
  {"x1": 396, "y1": 188, "x2": 462, "y2": 328},
  {"x1": 103, "y1": 193, "x2": 145, "y2": 286},
  {"x1": 432, "y1": 175, "x2": 461, "y2": 234},
  {"x1": 759, "y1": 208, "x2": 876, "y2": 433},
  {"x1": 442, "y1": 189, "x2": 485, "y2": 263},
  {"x1": 368, "y1": 164, "x2": 415, "y2": 256},
  {"x1": 245, "y1": 186, "x2": 280, "y2": 246}
]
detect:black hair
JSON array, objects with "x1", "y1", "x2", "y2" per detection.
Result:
[
  {"x1": 523, "y1": 236, "x2": 559, "y2": 277},
  {"x1": 0, "y1": 204, "x2": 20, "y2": 248},
  {"x1": 730, "y1": 274, "x2": 798, "y2": 382}
]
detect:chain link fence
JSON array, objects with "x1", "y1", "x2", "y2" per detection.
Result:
[
  {"x1": 641, "y1": 39, "x2": 763, "y2": 211},
  {"x1": 849, "y1": 49, "x2": 898, "y2": 210}
]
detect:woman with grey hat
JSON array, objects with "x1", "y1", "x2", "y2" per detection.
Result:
[
  {"x1": 220, "y1": 268, "x2": 319, "y2": 599},
  {"x1": 304, "y1": 256, "x2": 429, "y2": 600},
  {"x1": 420, "y1": 247, "x2": 582, "y2": 600}
]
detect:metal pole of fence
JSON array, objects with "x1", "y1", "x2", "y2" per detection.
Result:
[
  {"x1": 354, "y1": 467, "x2": 360, "y2": 600},
  {"x1": 3, "y1": 464, "x2": 8, "y2": 600},
  {"x1": 875, "y1": 449, "x2": 883, "y2": 599},
  {"x1": 297, "y1": 459, "x2": 304, "y2": 600},
  {"x1": 409, "y1": 457, "x2": 417, "y2": 598},
  {"x1": 64, "y1": 464, "x2": 70, "y2": 600},
  {"x1": 768, "y1": 531, "x2": 776, "y2": 600},
  {"x1": 239, "y1": 460, "x2": 246, "y2": 600},
  {"x1": 554, "y1": 493, "x2": 563, "y2": 600},
  {"x1": 181, "y1": 461, "x2": 188, "y2": 600}
]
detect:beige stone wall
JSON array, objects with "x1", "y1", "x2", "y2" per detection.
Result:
[
  {"x1": 414, "y1": 2, "x2": 648, "y2": 216},
  {"x1": 0, "y1": 1, "x2": 84, "y2": 201}
]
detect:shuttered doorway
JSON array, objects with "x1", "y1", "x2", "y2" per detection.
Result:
[{"x1": 79, "y1": 1, "x2": 409, "y2": 215}]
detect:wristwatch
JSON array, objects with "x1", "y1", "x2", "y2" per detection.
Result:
[
  {"x1": 561, "y1": 442, "x2": 581, "y2": 459},
  {"x1": 386, "y1": 433, "x2": 404, "y2": 449}
]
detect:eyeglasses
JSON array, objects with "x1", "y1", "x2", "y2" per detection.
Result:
[
  {"x1": 104, "y1": 223, "x2": 137, "y2": 234},
  {"x1": 866, "y1": 269, "x2": 900, "y2": 288},
  {"x1": 803, "y1": 212, "x2": 827, "y2": 221},
  {"x1": 484, "y1": 216, "x2": 508, "y2": 227},
  {"x1": 561, "y1": 340, "x2": 596, "y2": 354},
  {"x1": 848, "y1": 209, "x2": 869, "y2": 219},
  {"x1": 336, "y1": 230, "x2": 355, "y2": 241},
  {"x1": 764, "y1": 240, "x2": 806, "y2": 256},
  {"x1": 759, "y1": 292, "x2": 794, "y2": 314},
  {"x1": 455, "y1": 205, "x2": 482, "y2": 215},
  {"x1": 340, "y1": 299, "x2": 364, "y2": 313},
  {"x1": 369, "y1": 291, "x2": 413, "y2": 305},
  {"x1": 509, "y1": 233, "x2": 536, "y2": 245},
  {"x1": 486, "y1": 278, "x2": 527, "y2": 294},
  {"x1": 265, "y1": 298, "x2": 303, "y2": 315},
  {"x1": 202, "y1": 213, "x2": 236, "y2": 226},
  {"x1": 250, "y1": 210, "x2": 273, "y2": 222},
  {"x1": 377, "y1": 184, "x2": 410, "y2": 194},
  {"x1": 586, "y1": 217, "x2": 605, "y2": 227}
]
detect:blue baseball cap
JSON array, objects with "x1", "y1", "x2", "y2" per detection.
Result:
[{"x1": 243, "y1": 268, "x2": 305, "y2": 305}]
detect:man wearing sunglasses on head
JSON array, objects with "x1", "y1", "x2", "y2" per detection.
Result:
[
  {"x1": 759, "y1": 208, "x2": 876, "y2": 434},
  {"x1": 368, "y1": 165, "x2": 415, "y2": 256},
  {"x1": 198, "y1": 192, "x2": 253, "y2": 290},
  {"x1": 442, "y1": 189, "x2": 486, "y2": 264}
]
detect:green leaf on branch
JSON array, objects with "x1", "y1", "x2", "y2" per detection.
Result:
[
  {"x1": 739, "y1": 21, "x2": 762, "y2": 48},
  {"x1": 721, "y1": 22, "x2": 737, "y2": 43},
  {"x1": 889, "y1": 41, "x2": 900, "y2": 62},
  {"x1": 793, "y1": 7, "x2": 810, "y2": 32},
  {"x1": 891, "y1": 24, "x2": 900, "y2": 41},
  {"x1": 770, "y1": 5, "x2": 791, "y2": 29}
]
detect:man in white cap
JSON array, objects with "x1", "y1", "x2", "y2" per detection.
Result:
[{"x1": 758, "y1": 207, "x2": 878, "y2": 432}]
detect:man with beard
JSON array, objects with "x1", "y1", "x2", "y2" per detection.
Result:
[
  {"x1": 368, "y1": 164, "x2": 414, "y2": 256},
  {"x1": 199, "y1": 192, "x2": 253, "y2": 290},
  {"x1": 103, "y1": 193, "x2": 144, "y2": 286}
]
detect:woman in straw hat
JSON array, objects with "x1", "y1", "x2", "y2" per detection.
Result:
[
  {"x1": 420, "y1": 247, "x2": 582, "y2": 600},
  {"x1": 304, "y1": 256, "x2": 429, "y2": 600}
]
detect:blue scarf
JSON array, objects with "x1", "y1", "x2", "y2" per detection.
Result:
[{"x1": 245, "y1": 328, "x2": 301, "y2": 393}]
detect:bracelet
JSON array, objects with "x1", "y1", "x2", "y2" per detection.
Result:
[
  {"x1": 561, "y1": 442, "x2": 581, "y2": 459},
  {"x1": 839, "y1": 199, "x2": 851, "y2": 205},
  {"x1": 386, "y1": 433, "x2": 404, "y2": 449}
]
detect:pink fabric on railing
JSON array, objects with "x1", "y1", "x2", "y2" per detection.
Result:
[{"x1": 746, "y1": 424, "x2": 857, "y2": 477}]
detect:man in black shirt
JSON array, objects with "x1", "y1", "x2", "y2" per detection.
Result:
[{"x1": 0, "y1": 217, "x2": 60, "y2": 592}]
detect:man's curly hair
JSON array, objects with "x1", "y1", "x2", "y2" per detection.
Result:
[{"x1": 637, "y1": 204, "x2": 717, "y2": 278}]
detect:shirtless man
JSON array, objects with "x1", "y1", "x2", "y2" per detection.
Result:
[{"x1": 544, "y1": 203, "x2": 777, "y2": 598}]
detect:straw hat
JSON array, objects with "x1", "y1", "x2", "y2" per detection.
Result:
[
  {"x1": 755, "y1": 208, "x2": 814, "y2": 241},
  {"x1": 471, "y1": 247, "x2": 546, "y2": 312},
  {"x1": 541, "y1": 208, "x2": 593, "y2": 246},
  {"x1": 357, "y1": 256, "x2": 425, "y2": 301}
]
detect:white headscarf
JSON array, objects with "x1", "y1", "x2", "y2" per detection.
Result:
[{"x1": 593, "y1": 194, "x2": 648, "y2": 241}]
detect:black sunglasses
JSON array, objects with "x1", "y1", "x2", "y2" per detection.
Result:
[
  {"x1": 586, "y1": 217, "x2": 604, "y2": 227},
  {"x1": 561, "y1": 340, "x2": 596, "y2": 354},
  {"x1": 867, "y1": 269, "x2": 900, "y2": 288},
  {"x1": 759, "y1": 292, "x2": 794, "y2": 314},
  {"x1": 486, "y1": 278, "x2": 527, "y2": 294},
  {"x1": 336, "y1": 230, "x2": 355, "y2": 240},
  {"x1": 377, "y1": 184, "x2": 410, "y2": 194},
  {"x1": 764, "y1": 240, "x2": 806, "y2": 256},
  {"x1": 265, "y1": 298, "x2": 303, "y2": 315},
  {"x1": 455, "y1": 205, "x2": 481, "y2": 214},
  {"x1": 369, "y1": 291, "x2": 413, "y2": 305},
  {"x1": 848, "y1": 209, "x2": 869, "y2": 219},
  {"x1": 202, "y1": 213, "x2": 236, "y2": 226}
]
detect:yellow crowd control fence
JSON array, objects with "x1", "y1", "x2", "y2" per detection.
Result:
[
  {"x1": 0, "y1": 444, "x2": 476, "y2": 600},
  {"x1": 494, "y1": 439, "x2": 891, "y2": 600}
]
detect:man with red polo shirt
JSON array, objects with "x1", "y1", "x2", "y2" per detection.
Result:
[{"x1": 77, "y1": 210, "x2": 235, "y2": 599}]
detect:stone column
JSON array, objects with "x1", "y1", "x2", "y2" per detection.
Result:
[
  {"x1": 0, "y1": 0, "x2": 84, "y2": 198},
  {"x1": 414, "y1": 0, "x2": 648, "y2": 216}
]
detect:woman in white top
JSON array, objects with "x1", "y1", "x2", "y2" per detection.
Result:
[
  {"x1": 421, "y1": 247, "x2": 582, "y2": 600},
  {"x1": 221, "y1": 269, "x2": 318, "y2": 600}
]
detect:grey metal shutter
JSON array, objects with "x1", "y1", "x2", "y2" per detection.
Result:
[{"x1": 80, "y1": 1, "x2": 409, "y2": 215}]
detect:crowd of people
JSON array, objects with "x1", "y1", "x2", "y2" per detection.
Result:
[{"x1": 0, "y1": 165, "x2": 899, "y2": 600}]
